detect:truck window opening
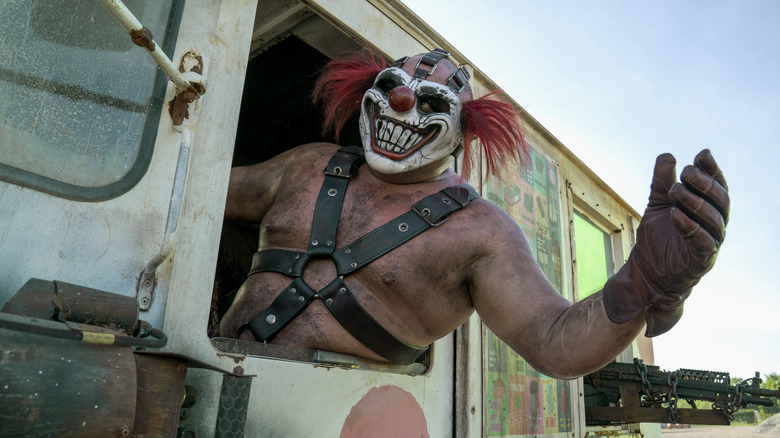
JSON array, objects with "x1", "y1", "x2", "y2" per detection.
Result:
[{"x1": 208, "y1": 36, "x2": 425, "y2": 369}]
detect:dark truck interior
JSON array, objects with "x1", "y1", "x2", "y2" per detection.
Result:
[{"x1": 209, "y1": 35, "x2": 361, "y2": 336}]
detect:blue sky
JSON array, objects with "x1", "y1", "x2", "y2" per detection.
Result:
[{"x1": 402, "y1": 0, "x2": 779, "y2": 379}]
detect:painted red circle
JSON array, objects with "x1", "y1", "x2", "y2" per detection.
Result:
[{"x1": 341, "y1": 385, "x2": 429, "y2": 437}]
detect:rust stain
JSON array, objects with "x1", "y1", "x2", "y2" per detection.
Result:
[
  {"x1": 168, "y1": 90, "x2": 197, "y2": 126},
  {"x1": 168, "y1": 49, "x2": 206, "y2": 125},
  {"x1": 178, "y1": 50, "x2": 204, "y2": 74},
  {"x1": 215, "y1": 351, "x2": 246, "y2": 364},
  {"x1": 130, "y1": 27, "x2": 155, "y2": 51}
]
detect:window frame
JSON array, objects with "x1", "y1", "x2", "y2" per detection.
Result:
[{"x1": 0, "y1": 0, "x2": 186, "y2": 202}]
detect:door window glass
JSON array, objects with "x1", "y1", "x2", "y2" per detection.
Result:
[{"x1": 0, "y1": 0, "x2": 182, "y2": 200}]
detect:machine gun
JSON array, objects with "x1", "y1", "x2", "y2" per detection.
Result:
[{"x1": 584, "y1": 359, "x2": 780, "y2": 426}]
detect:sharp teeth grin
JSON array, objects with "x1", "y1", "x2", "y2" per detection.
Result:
[{"x1": 371, "y1": 114, "x2": 439, "y2": 160}]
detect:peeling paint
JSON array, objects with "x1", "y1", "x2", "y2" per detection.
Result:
[{"x1": 130, "y1": 27, "x2": 155, "y2": 51}]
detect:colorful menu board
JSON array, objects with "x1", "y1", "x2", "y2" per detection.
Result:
[{"x1": 483, "y1": 146, "x2": 573, "y2": 437}]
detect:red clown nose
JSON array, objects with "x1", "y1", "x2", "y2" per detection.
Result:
[{"x1": 388, "y1": 86, "x2": 416, "y2": 112}]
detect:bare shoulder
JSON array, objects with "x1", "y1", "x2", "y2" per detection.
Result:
[
  {"x1": 225, "y1": 142, "x2": 340, "y2": 223},
  {"x1": 281, "y1": 142, "x2": 341, "y2": 164},
  {"x1": 453, "y1": 194, "x2": 539, "y2": 283},
  {"x1": 261, "y1": 142, "x2": 341, "y2": 174},
  {"x1": 458, "y1": 197, "x2": 530, "y2": 251}
]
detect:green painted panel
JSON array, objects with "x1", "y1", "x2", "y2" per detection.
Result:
[{"x1": 573, "y1": 212, "x2": 613, "y2": 300}]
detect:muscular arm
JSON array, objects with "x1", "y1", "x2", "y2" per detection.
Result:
[
  {"x1": 470, "y1": 150, "x2": 727, "y2": 380},
  {"x1": 469, "y1": 211, "x2": 644, "y2": 380}
]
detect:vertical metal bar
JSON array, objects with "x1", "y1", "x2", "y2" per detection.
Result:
[{"x1": 136, "y1": 126, "x2": 192, "y2": 309}]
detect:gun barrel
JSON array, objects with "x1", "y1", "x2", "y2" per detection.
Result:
[
  {"x1": 745, "y1": 387, "x2": 780, "y2": 399},
  {"x1": 742, "y1": 395, "x2": 777, "y2": 407}
]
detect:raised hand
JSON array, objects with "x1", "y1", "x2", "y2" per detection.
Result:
[{"x1": 603, "y1": 149, "x2": 729, "y2": 336}]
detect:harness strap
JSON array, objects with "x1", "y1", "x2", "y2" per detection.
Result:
[
  {"x1": 413, "y1": 48, "x2": 449, "y2": 80},
  {"x1": 242, "y1": 278, "x2": 317, "y2": 341},
  {"x1": 308, "y1": 146, "x2": 364, "y2": 257},
  {"x1": 247, "y1": 249, "x2": 309, "y2": 277},
  {"x1": 332, "y1": 185, "x2": 480, "y2": 276},
  {"x1": 239, "y1": 146, "x2": 481, "y2": 364},
  {"x1": 319, "y1": 278, "x2": 428, "y2": 365},
  {"x1": 241, "y1": 276, "x2": 427, "y2": 364}
]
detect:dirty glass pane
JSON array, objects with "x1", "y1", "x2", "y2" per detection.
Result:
[
  {"x1": 573, "y1": 211, "x2": 614, "y2": 300},
  {"x1": 0, "y1": 0, "x2": 180, "y2": 200}
]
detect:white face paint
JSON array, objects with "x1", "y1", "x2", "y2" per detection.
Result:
[{"x1": 359, "y1": 68, "x2": 463, "y2": 175}]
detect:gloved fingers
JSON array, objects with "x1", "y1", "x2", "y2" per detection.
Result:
[
  {"x1": 680, "y1": 164, "x2": 730, "y2": 225},
  {"x1": 647, "y1": 153, "x2": 678, "y2": 208},
  {"x1": 694, "y1": 149, "x2": 728, "y2": 191},
  {"x1": 670, "y1": 207, "x2": 720, "y2": 258},
  {"x1": 668, "y1": 183, "x2": 726, "y2": 243}
]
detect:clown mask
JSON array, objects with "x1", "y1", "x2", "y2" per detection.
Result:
[{"x1": 359, "y1": 51, "x2": 472, "y2": 176}]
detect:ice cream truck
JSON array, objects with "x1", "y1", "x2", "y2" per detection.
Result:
[{"x1": 0, "y1": 0, "x2": 658, "y2": 436}]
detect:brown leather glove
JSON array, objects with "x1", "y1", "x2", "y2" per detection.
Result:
[{"x1": 603, "y1": 149, "x2": 729, "y2": 336}]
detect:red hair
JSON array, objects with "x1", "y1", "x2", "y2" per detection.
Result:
[
  {"x1": 313, "y1": 50, "x2": 527, "y2": 180},
  {"x1": 312, "y1": 49, "x2": 386, "y2": 142},
  {"x1": 461, "y1": 91, "x2": 528, "y2": 180}
]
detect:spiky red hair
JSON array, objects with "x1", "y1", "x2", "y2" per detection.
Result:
[
  {"x1": 312, "y1": 49, "x2": 386, "y2": 142},
  {"x1": 461, "y1": 91, "x2": 528, "y2": 180}
]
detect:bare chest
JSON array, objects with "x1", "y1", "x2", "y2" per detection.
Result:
[{"x1": 257, "y1": 169, "x2": 474, "y2": 298}]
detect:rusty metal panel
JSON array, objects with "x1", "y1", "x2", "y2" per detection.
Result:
[
  {"x1": 131, "y1": 353, "x2": 187, "y2": 437},
  {"x1": 0, "y1": 327, "x2": 136, "y2": 437},
  {"x1": 2, "y1": 279, "x2": 140, "y2": 334}
]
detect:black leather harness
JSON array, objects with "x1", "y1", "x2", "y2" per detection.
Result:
[{"x1": 238, "y1": 146, "x2": 480, "y2": 364}]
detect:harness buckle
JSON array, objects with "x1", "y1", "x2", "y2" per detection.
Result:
[{"x1": 412, "y1": 205, "x2": 449, "y2": 227}]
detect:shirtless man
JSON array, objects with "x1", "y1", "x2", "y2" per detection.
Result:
[{"x1": 220, "y1": 49, "x2": 729, "y2": 379}]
